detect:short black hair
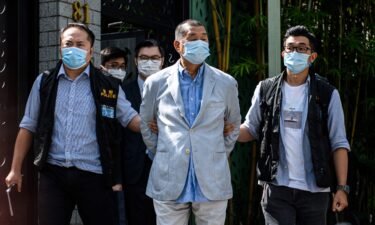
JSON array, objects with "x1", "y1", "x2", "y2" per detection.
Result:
[
  {"x1": 134, "y1": 39, "x2": 165, "y2": 58},
  {"x1": 60, "y1": 23, "x2": 95, "y2": 47},
  {"x1": 100, "y1": 47, "x2": 130, "y2": 66},
  {"x1": 283, "y1": 25, "x2": 317, "y2": 51}
]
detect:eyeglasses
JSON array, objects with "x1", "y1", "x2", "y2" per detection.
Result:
[
  {"x1": 138, "y1": 55, "x2": 162, "y2": 63},
  {"x1": 284, "y1": 44, "x2": 312, "y2": 53},
  {"x1": 106, "y1": 63, "x2": 126, "y2": 71}
]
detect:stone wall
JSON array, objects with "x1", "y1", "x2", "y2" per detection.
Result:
[
  {"x1": 39, "y1": 0, "x2": 101, "y2": 73},
  {"x1": 38, "y1": 1, "x2": 101, "y2": 224}
]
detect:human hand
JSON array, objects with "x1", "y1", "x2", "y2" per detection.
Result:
[
  {"x1": 224, "y1": 121, "x2": 235, "y2": 137},
  {"x1": 112, "y1": 184, "x2": 123, "y2": 192},
  {"x1": 332, "y1": 190, "x2": 348, "y2": 212},
  {"x1": 5, "y1": 170, "x2": 23, "y2": 192},
  {"x1": 148, "y1": 119, "x2": 158, "y2": 134}
]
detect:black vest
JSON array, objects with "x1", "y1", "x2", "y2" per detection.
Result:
[
  {"x1": 257, "y1": 71, "x2": 335, "y2": 188},
  {"x1": 33, "y1": 61, "x2": 122, "y2": 186}
]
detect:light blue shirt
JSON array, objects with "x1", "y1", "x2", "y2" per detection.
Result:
[
  {"x1": 20, "y1": 65, "x2": 138, "y2": 174},
  {"x1": 175, "y1": 63, "x2": 209, "y2": 203},
  {"x1": 243, "y1": 76, "x2": 350, "y2": 192}
]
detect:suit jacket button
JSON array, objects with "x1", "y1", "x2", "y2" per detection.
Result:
[{"x1": 185, "y1": 148, "x2": 190, "y2": 155}]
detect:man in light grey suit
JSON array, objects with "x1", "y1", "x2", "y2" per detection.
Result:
[{"x1": 140, "y1": 19, "x2": 241, "y2": 225}]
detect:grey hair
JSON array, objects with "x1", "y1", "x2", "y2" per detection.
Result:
[{"x1": 175, "y1": 19, "x2": 205, "y2": 40}]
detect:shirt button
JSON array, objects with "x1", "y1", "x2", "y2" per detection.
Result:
[{"x1": 185, "y1": 148, "x2": 190, "y2": 155}]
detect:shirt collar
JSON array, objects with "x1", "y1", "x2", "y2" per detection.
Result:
[
  {"x1": 57, "y1": 64, "x2": 90, "y2": 80},
  {"x1": 282, "y1": 70, "x2": 311, "y2": 86},
  {"x1": 177, "y1": 62, "x2": 205, "y2": 83}
]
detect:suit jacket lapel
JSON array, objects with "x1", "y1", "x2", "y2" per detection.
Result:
[
  {"x1": 167, "y1": 62, "x2": 189, "y2": 125},
  {"x1": 192, "y1": 64, "x2": 216, "y2": 128}
]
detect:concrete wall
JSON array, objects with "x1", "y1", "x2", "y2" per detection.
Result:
[{"x1": 39, "y1": 0, "x2": 101, "y2": 73}]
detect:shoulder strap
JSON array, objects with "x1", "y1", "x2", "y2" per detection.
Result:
[
  {"x1": 259, "y1": 78, "x2": 273, "y2": 101},
  {"x1": 315, "y1": 74, "x2": 334, "y2": 114},
  {"x1": 315, "y1": 74, "x2": 335, "y2": 107},
  {"x1": 40, "y1": 68, "x2": 55, "y2": 88},
  {"x1": 312, "y1": 73, "x2": 335, "y2": 136},
  {"x1": 259, "y1": 74, "x2": 282, "y2": 103},
  {"x1": 259, "y1": 73, "x2": 283, "y2": 114}
]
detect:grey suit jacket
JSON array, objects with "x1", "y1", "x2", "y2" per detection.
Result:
[{"x1": 140, "y1": 61, "x2": 241, "y2": 201}]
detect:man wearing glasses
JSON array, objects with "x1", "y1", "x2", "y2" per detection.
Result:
[
  {"x1": 120, "y1": 39, "x2": 164, "y2": 225},
  {"x1": 238, "y1": 25, "x2": 349, "y2": 225},
  {"x1": 100, "y1": 46, "x2": 129, "y2": 82}
]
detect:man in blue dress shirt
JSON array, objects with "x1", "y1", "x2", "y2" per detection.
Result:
[
  {"x1": 5, "y1": 23, "x2": 140, "y2": 225},
  {"x1": 140, "y1": 19, "x2": 241, "y2": 225}
]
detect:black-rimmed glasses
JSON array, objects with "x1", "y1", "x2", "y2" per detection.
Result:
[
  {"x1": 284, "y1": 44, "x2": 312, "y2": 53},
  {"x1": 138, "y1": 55, "x2": 162, "y2": 63}
]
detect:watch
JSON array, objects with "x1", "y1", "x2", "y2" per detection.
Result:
[{"x1": 336, "y1": 185, "x2": 350, "y2": 194}]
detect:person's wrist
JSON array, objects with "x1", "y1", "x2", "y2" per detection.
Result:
[{"x1": 336, "y1": 184, "x2": 350, "y2": 195}]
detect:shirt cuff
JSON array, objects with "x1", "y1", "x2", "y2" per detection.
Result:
[
  {"x1": 19, "y1": 116, "x2": 37, "y2": 133},
  {"x1": 243, "y1": 121, "x2": 259, "y2": 140}
]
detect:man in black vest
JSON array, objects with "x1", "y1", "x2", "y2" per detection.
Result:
[
  {"x1": 238, "y1": 25, "x2": 349, "y2": 225},
  {"x1": 100, "y1": 46, "x2": 130, "y2": 225},
  {"x1": 122, "y1": 39, "x2": 164, "y2": 225},
  {"x1": 5, "y1": 23, "x2": 140, "y2": 225}
]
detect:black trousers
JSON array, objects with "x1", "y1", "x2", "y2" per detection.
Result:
[
  {"x1": 123, "y1": 156, "x2": 156, "y2": 225},
  {"x1": 261, "y1": 183, "x2": 330, "y2": 225},
  {"x1": 38, "y1": 164, "x2": 115, "y2": 225}
]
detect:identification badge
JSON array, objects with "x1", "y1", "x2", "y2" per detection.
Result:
[
  {"x1": 101, "y1": 105, "x2": 115, "y2": 118},
  {"x1": 283, "y1": 110, "x2": 302, "y2": 129}
]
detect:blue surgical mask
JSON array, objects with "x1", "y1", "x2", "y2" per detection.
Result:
[
  {"x1": 61, "y1": 47, "x2": 88, "y2": 69},
  {"x1": 283, "y1": 51, "x2": 311, "y2": 74},
  {"x1": 182, "y1": 40, "x2": 210, "y2": 64}
]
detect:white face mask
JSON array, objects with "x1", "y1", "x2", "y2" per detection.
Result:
[
  {"x1": 108, "y1": 69, "x2": 126, "y2": 81},
  {"x1": 137, "y1": 60, "x2": 162, "y2": 77}
]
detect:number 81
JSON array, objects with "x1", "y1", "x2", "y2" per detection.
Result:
[{"x1": 72, "y1": 1, "x2": 90, "y2": 24}]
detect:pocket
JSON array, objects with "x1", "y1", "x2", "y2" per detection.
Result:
[
  {"x1": 150, "y1": 151, "x2": 169, "y2": 191},
  {"x1": 208, "y1": 101, "x2": 225, "y2": 108},
  {"x1": 213, "y1": 151, "x2": 231, "y2": 190}
]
